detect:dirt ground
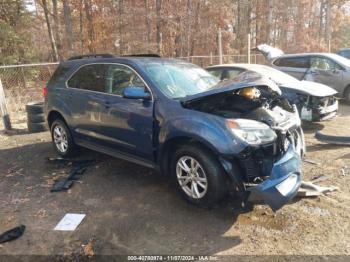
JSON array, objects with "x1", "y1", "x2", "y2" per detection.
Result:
[{"x1": 0, "y1": 104, "x2": 350, "y2": 258}]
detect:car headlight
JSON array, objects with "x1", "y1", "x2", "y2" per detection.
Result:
[{"x1": 226, "y1": 119, "x2": 277, "y2": 145}]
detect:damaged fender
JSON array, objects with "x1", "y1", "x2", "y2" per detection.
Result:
[{"x1": 248, "y1": 144, "x2": 302, "y2": 211}]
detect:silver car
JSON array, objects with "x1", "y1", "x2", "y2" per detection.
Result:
[
  {"x1": 206, "y1": 63, "x2": 338, "y2": 122},
  {"x1": 255, "y1": 44, "x2": 350, "y2": 102}
]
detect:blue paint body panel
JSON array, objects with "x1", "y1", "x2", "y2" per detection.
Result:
[{"x1": 45, "y1": 56, "x2": 303, "y2": 211}]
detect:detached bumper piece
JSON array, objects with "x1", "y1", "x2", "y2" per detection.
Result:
[
  {"x1": 247, "y1": 144, "x2": 302, "y2": 211},
  {"x1": 315, "y1": 131, "x2": 350, "y2": 146}
]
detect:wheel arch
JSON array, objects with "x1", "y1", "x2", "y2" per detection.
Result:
[
  {"x1": 47, "y1": 110, "x2": 68, "y2": 129},
  {"x1": 158, "y1": 136, "x2": 221, "y2": 177}
]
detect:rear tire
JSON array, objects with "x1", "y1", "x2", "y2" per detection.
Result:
[
  {"x1": 171, "y1": 144, "x2": 227, "y2": 208},
  {"x1": 50, "y1": 119, "x2": 77, "y2": 157}
]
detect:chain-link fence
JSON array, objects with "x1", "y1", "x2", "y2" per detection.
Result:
[
  {"x1": 179, "y1": 54, "x2": 265, "y2": 67},
  {"x1": 0, "y1": 54, "x2": 265, "y2": 129},
  {"x1": 0, "y1": 63, "x2": 58, "y2": 127}
]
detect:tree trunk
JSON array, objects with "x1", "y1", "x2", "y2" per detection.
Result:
[
  {"x1": 62, "y1": 0, "x2": 73, "y2": 54},
  {"x1": 84, "y1": 0, "x2": 95, "y2": 53},
  {"x1": 118, "y1": 0, "x2": 124, "y2": 54},
  {"x1": 42, "y1": 0, "x2": 59, "y2": 61},
  {"x1": 156, "y1": 0, "x2": 162, "y2": 54},
  {"x1": 144, "y1": 0, "x2": 151, "y2": 52},
  {"x1": 79, "y1": 0, "x2": 84, "y2": 53},
  {"x1": 52, "y1": 0, "x2": 62, "y2": 59}
]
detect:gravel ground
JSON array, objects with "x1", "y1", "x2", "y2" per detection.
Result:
[{"x1": 0, "y1": 104, "x2": 349, "y2": 257}]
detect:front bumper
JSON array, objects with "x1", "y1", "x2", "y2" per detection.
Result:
[
  {"x1": 247, "y1": 144, "x2": 302, "y2": 211},
  {"x1": 301, "y1": 99, "x2": 338, "y2": 122}
]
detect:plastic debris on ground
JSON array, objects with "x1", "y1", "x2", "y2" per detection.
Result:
[
  {"x1": 54, "y1": 213, "x2": 86, "y2": 231},
  {"x1": 0, "y1": 225, "x2": 25, "y2": 244}
]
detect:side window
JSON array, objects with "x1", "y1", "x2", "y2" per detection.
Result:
[
  {"x1": 310, "y1": 57, "x2": 342, "y2": 71},
  {"x1": 339, "y1": 50, "x2": 350, "y2": 59},
  {"x1": 207, "y1": 69, "x2": 224, "y2": 80},
  {"x1": 274, "y1": 57, "x2": 309, "y2": 68},
  {"x1": 67, "y1": 64, "x2": 108, "y2": 92},
  {"x1": 106, "y1": 64, "x2": 146, "y2": 96},
  {"x1": 226, "y1": 69, "x2": 244, "y2": 79}
]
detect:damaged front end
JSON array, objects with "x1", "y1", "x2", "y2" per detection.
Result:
[
  {"x1": 182, "y1": 76, "x2": 303, "y2": 211},
  {"x1": 300, "y1": 95, "x2": 338, "y2": 122}
]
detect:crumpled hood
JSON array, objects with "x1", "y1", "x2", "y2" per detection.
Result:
[
  {"x1": 254, "y1": 44, "x2": 284, "y2": 61},
  {"x1": 282, "y1": 80, "x2": 338, "y2": 97},
  {"x1": 181, "y1": 72, "x2": 282, "y2": 103}
]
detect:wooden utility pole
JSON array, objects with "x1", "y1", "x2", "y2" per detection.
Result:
[{"x1": 0, "y1": 79, "x2": 11, "y2": 130}]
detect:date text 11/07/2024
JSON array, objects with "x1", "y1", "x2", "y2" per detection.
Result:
[{"x1": 127, "y1": 255, "x2": 220, "y2": 261}]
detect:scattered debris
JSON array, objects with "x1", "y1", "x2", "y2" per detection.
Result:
[
  {"x1": 311, "y1": 174, "x2": 330, "y2": 183},
  {"x1": 54, "y1": 213, "x2": 86, "y2": 231},
  {"x1": 82, "y1": 239, "x2": 95, "y2": 257},
  {"x1": 315, "y1": 131, "x2": 350, "y2": 146},
  {"x1": 47, "y1": 157, "x2": 95, "y2": 192},
  {"x1": 0, "y1": 225, "x2": 25, "y2": 244},
  {"x1": 297, "y1": 181, "x2": 339, "y2": 197},
  {"x1": 340, "y1": 166, "x2": 349, "y2": 176},
  {"x1": 303, "y1": 158, "x2": 320, "y2": 165}
]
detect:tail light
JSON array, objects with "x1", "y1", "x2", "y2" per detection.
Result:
[{"x1": 43, "y1": 86, "x2": 48, "y2": 97}]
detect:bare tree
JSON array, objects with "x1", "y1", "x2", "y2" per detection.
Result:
[
  {"x1": 62, "y1": 0, "x2": 73, "y2": 53},
  {"x1": 41, "y1": 0, "x2": 59, "y2": 61},
  {"x1": 144, "y1": 0, "x2": 151, "y2": 52},
  {"x1": 52, "y1": 0, "x2": 62, "y2": 59},
  {"x1": 156, "y1": 0, "x2": 162, "y2": 54},
  {"x1": 84, "y1": 0, "x2": 95, "y2": 53}
]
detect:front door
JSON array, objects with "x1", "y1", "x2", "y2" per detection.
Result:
[{"x1": 97, "y1": 64, "x2": 154, "y2": 160}]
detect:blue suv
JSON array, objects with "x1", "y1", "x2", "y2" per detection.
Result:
[{"x1": 44, "y1": 54, "x2": 303, "y2": 211}]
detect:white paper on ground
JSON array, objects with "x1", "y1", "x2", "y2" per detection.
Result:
[{"x1": 54, "y1": 213, "x2": 86, "y2": 231}]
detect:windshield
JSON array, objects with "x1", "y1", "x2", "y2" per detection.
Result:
[
  {"x1": 145, "y1": 63, "x2": 219, "y2": 99},
  {"x1": 250, "y1": 65, "x2": 300, "y2": 85}
]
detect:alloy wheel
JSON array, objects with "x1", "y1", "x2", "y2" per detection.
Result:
[
  {"x1": 176, "y1": 156, "x2": 208, "y2": 199},
  {"x1": 53, "y1": 125, "x2": 68, "y2": 153}
]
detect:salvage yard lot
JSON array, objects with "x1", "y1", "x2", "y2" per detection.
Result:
[{"x1": 0, "y1": 104, "x2": 350, "y2": 256}]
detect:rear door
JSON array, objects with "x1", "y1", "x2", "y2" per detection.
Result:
[
  {"x1": 305, "y1": 56, "x2": 344, "y2": 92},
  {"x1": 272, "y1": 56, "x2": 310, "y2": 80},
  {"x1": 66, "y1": 64, "x2": 109, "y2": 143}
]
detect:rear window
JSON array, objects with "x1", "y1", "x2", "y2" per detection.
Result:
[
  {"x1": 48, "y1": 63, "x2": 71, "y2": 86},
  {"x1": 273, "y1": 57, "x2": 310, "y2": 68}
]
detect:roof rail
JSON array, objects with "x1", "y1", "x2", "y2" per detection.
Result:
[
  {"x1": 123, "y1": 54, "x2": 161, "y2": 58},
  {"x1": 67, "y1": 54, "x2": 115, "y2": 60}
]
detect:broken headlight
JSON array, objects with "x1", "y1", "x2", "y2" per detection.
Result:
[{"x1": 226, "y1": 119, "x2": 277, "y2": 145}]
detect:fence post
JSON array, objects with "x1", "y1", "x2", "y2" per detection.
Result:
[
  {"x1": 20, "y1": 67, "x2": 26, "y2": 89},
  {"x1": 0, "y1": 79, "x2": 12, "y2": 130},
  {"x1": 218, "y1": 28, "x2": 223, "y2": 64}
]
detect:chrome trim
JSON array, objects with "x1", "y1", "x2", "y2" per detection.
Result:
[{"x1": 65, "y1": 62, "x2": 154, "y2": 101}]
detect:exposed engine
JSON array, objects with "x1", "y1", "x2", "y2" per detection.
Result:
[{"x1": 183, "y1": 85, "x2": 303, "y2": 183}]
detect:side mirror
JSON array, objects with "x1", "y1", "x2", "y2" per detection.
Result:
[{"x1": 122, "y1": 86, "x2": 151, "y2": 100}]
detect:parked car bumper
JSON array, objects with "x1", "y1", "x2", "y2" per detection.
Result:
[
  {"x1": 301, "y1": 98, "x2": 338, "y2": 122},
  {"x1": 247, "y1": 144, "x2": 302, "y2": 211}
]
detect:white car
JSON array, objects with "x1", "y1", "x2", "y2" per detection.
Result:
[{"x1": 206, "y1": 63, "x2": 338, "y2": 122}]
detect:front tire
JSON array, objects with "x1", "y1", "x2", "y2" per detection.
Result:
[
  {"x1": 171, "y1": 144, "x2": 227, "y2": 208},
  {"x1": 50, "y1": 119, "x2": 77, "y2": 157}
]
